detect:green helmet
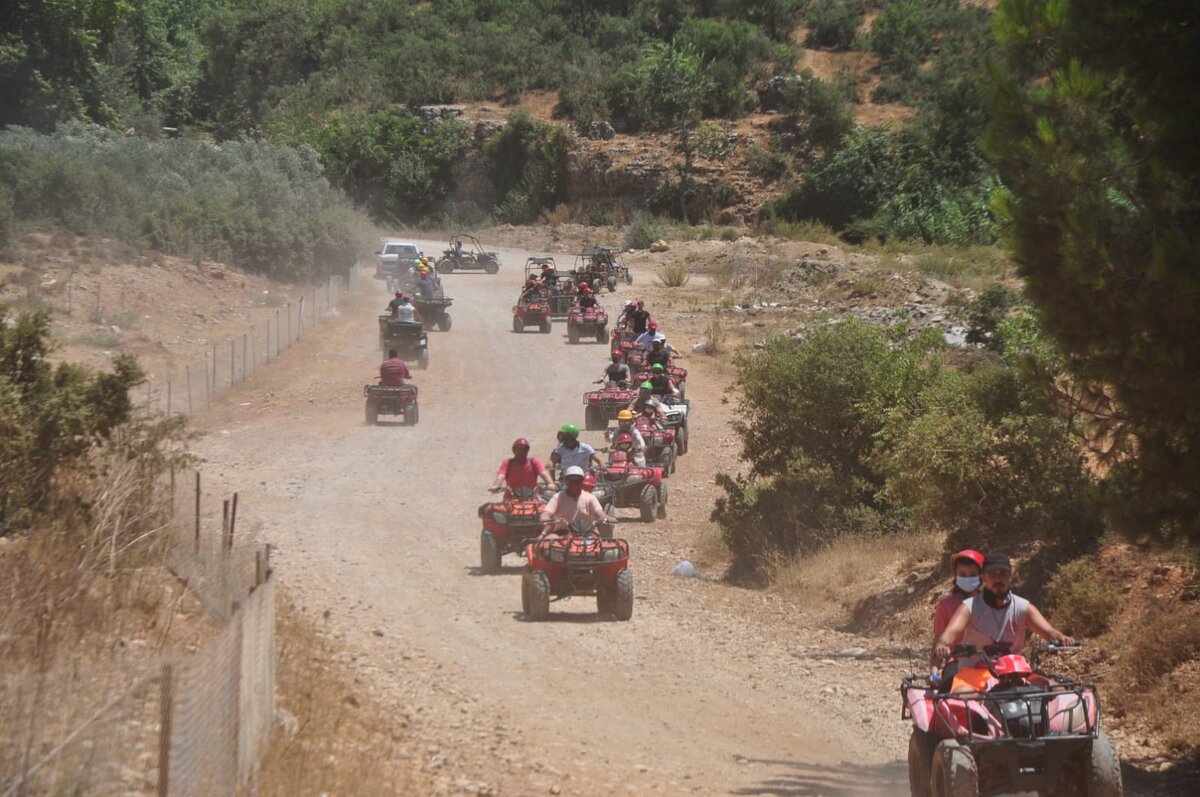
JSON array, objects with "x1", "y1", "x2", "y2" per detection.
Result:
[
  {"x1": 558, "y1": 423, "x2": 580, "y2": 437},
  {"x1": 651, "y1": 363, "x2": 665, "y2": 371},
  {"x1": 640, "y1": 381, "x2": 653, "y2": 390}
]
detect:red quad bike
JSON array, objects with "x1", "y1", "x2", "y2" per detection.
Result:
[
  {"x1": 513, "y1": 297, "x2": 552, "y2": 333},
  {"x1": 584, "y1": 382, "x2": 638, "y2": 430},
  {"x1": 522, "y1": 519, "x2": 633, "y2": 621},
  {"x1": 625, "y1": 347, "x2": 647, "y2": 371},
  {"x1": 902, "y1": 641, "x2": 1122, "y2": 797},
  {"x1": 611, "y1": 328, "x2": 639, "y2": 361},
  {"x1": 363, "y1": 382, "x2": 419, "y2": 425},
  {"x1": 567, "y1": 305, "x2": 609, "y2": 344},
  {"x1": 596, "y1": 448, "x2": 667, "y2": 522},
  {"x1": 477, "y1": 486, "x2": 546, "y2": 574},
  {"x1": 636, "y1": 365, "x2": 688, "y2": 400},
  {"x1": 633, "y1": 417, "x2": 676, "y2": 475}
]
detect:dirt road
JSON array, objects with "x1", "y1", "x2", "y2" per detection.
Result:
[{"x1": 191, "y1": 240, "x2": 913, "y2": 795}]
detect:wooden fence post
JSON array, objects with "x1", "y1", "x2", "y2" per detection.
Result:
[
  {"x1": 157, "y1": 663, "x2": 174, "y2": 797},
  {"x1": 194, "y1": 472, "x2": 201, "y2": 555},
  {"x1": 229, "y1": 339, "x2": 235, "y2": 387},
  {"x1": 186, "y1": 365, "x2": 193, "y2": 415}
]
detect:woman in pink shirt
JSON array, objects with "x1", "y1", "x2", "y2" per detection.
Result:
[{"x1": 929, "y1": 549, "x2": 984, "y2": 667}]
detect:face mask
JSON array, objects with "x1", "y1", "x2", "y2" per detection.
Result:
[
  {"x1": 982, "y1": 587, "x2": 1010, "y2": 608},
  {"x1": 955, "y1": 576, "x2": 981, "y2": 593}
]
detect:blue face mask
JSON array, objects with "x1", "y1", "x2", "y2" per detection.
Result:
[{"x1": 956, "y1": 576, "x2": 981, "y2": 593}]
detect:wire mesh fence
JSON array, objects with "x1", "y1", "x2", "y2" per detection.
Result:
[
  {"x1": 137, "y1": 270, "x2": 359, "y2": 418},
  {"x1": 0, "y1": 477, "x2": 276, "y2": 797}
]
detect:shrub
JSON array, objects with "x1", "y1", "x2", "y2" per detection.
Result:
[
  {"x1": 1046, "y1": 556, "x2": 1125, "y2": 637},
  {"x1": 774, "y1": 69, "x2": 855, "y2": 154},
  {"x1": 624, "y1": 212, "x2": 662, "y2": 250},
  {"x1": 657, "y1": 263, "x2": 690, "y2": 288},
  {"x1": 869, "y1": 0, "x2": 934, "y2": 75},
  {"x1": 805, "y1": 0, "x2": 864, "y2": 51},
  {"x1": 965, "y1": 284, "x2": 1023, "y2": 349},
  {"x1": 746, "y1": 141, "x2": 791, "y2": 181},
  {"x1": 484, "y1": 112, "x2": 570, "y2": 224}
]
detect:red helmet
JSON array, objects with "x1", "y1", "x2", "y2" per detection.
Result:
[
  {"x1": 992, "y1": 654, "x2": 1033, "y2": 678},
  {"x1": 614, "y1": 432, "x2": 634, "y2": 449},
  {"x1": 648, "y1": 320, "x2": 658, "y2": 329},
  {"x1": 395, "y1": 290, "x2": 403, "y2": 297},
  {"x1": 625, "y1": 300, "x2": 635, "y2": 307},
  {"x1": 580, "y1": 284, "x2": 592, "y2": 293},
  {"x1": 582, "y1": 472, "x2": 597, "y2": 491},
  {"x1": 951, "y1": 549, "x2": 985, "y2": 570},
  {"x1": 512, "y1": 437, "x2": 531, "y2": 453}
]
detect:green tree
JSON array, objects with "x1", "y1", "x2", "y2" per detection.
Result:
[
  {"x1": 636, "y1": 42, "x2": 708, "y2": 222},
  {"x1": 986, "y1": 0, "x2": 1200, "y2": 542}
]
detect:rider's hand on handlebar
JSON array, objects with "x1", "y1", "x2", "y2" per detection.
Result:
[
  {"x1": 488, "y1": 485, "x2": 503, "y2": 494},
  {"x1": 934, "y1": 642, "x2": 951, "y2": 661}
]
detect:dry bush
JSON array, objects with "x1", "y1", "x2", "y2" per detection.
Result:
[
  {"x1": 258, "y1": 602, "x2": 420, "y2": 796},
  {"x1": 702, "y1": 310, "x2": 725, "y2": 355},
  {"x1": 657, "y1": 262, "x2": 690, "y2": 288},
  {"x1": 1046, "y1": 556, "x2": 1125, "y2": 637},
  {"x1": 768, "y1": 532, "x2": 942, "y2": 614},
  {"x1": 1112, "y1": 603, "x2": 1200, "y2": 692}
]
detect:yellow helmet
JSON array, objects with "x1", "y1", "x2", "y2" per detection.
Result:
[{"x1": 617, "y1": 409, "x2": 634, "y2": 421}]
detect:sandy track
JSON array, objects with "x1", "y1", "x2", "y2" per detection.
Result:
[{"x1": 191, "y1": 240, "x2": 912, "y2": 795}]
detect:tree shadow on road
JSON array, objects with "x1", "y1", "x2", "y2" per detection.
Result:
[{"x1": 729, "y1": 757, "x2": 906, "y2": 797}]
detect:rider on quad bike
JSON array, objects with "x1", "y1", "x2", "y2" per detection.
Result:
[
  {"x1": 647, "y1": 363, "x2": 681, "y2": 399},
  {"x1": 630, "y1": 382, "x2": 666, "y2": 420},
  {"x1": 540, "y1": 466, "x2": 618, "y2": 533},
  {"x1": 598, "y1": 352, "x2": 632, "y2": 388},
  {"x1": 549, "y1": 423, "x2": 602, "y2": 476},
  {"x1": 930, "y1": 549, "x2": 985, "y2": 667},
  {"x1": 489, "y1": 437, "x2": 554, "y2": 497},
  {"x1": 605, "y1": 410, "x2": 647, "y2": 466},
  {"x1": 379, "y1": 348, "x2": 411, "y2": 386},
  {"x1": 645, "y1": 337, "x2": 680, "y2": 367},
  {"x1": 577, "y1": 283, "x2": 599, "y2": 309},
  {"x1": 519, "y1": 278, "x2": 544, "y2": 303},
  {"x1": 933, "y1": 554, "x2": 1074, "y2": 693},
  {"x1": 626, "y1": 300, "x2": 651, "y2": 334},
  {"x1": 386, "y1": 291, "x2": 417, "y2": 322}
]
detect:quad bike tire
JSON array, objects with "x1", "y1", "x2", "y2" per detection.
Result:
[
  {"x1": 365, "y1": 400, "x2": 378, "y2": 426},
  {"x1": 675, "y1": 426, "x2": 689, "y2": 456},
  {"x1": 907, "y1": 729, "x2": 932, "y2": 797},
  {"x1": 568, "y1": 323, "x2": 580, "y2": 344},
  {"x1": 592, "y1": 278, "x2": 602, "y2": 293},
  {"x1": 638, "y1": 484, "x2": 658, "y2": 523},
  {"x1": 480, "y1": 530, "x2": 501, "y2": 574},
  {"x1": 678, "y1": 380, "x2": 686, "y2": 400},
  {"x1": 540, "y1": 319, "x2": 551, "y2": 333},
  {"x1": 521, "y1": 572, "x2": 531, "y2": 614},
  {"x1": 417, "y1": 349, "x2": 429, "y2": 370},
  {"x1": 436, "y1": 257, "x2": 454, "y2": 274},
  {"x1": 596, "y1": 325, "x2": 607, "y2": 344},
  {"x1": 1086, "y1": 733, "x2": 1123, "y2": 797},
  {"x1": 606, "y1": 276, "x2": 617, "y2": 292},
  {"x1": 525, "y1": 570, "x2": 551, "y2": 620},
  {"x1": 625, "y1": 270, "x2": 633, "y2": 285},
  {"x1": 596, "y1": 583, "x2": 616, "y2": 616},
  {"x1": 437, "y1": 314, "x2": 452, "y2": 332},
  {"x1": 584, "y1": 404, "x2": 604, "y2": 431},
  {"x1": 931, "y1": 740, "x2": 978, "y2": 797},
  {"x1": 656, "y1": 482, "x2": 667, "y2": 519},
  {"x1": 614, "y1": 568, "x2": 634, "y2": 621},
  {"x1": 658, "y1": 448, "x2": 674, "y2": 478},
  {"x1": 513, "y1": 316, "x2": 524, "y2": 333},
  {"x1": 484, "y1": 258, "x2": 499, "y2": 274},
  {"x1": 404, "y1": 402, "x2": 419, "y2": 426}
]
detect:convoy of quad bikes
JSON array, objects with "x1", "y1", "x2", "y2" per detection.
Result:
[{"x1": 367, "y1": 236, "x2": 1124, "y2": 792}]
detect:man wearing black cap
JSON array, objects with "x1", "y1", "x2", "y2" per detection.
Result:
[{"x1": 932, "y1": 554, "x2": 1074, "y2": 685}]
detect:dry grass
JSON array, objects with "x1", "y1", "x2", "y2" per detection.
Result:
[
  {"x1": 257, "y1": 602, "x2": 420, "y2": 796},
  {"x1": 767, "y1": 532, "x2": 942, "y2": 615},
  {"x1": 702, "y1": 310, "x2": 726, "y2": 355},
  {"x1": 657, "y1": 262, "x2": 691, "y2": 287},
  {"x1": 760, "y1": 218, "x2": 842, "y2": 246}
]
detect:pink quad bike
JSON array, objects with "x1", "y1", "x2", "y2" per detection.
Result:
[{"x1": 902, "y1": 641, "x2": 1122, "y2": 797}]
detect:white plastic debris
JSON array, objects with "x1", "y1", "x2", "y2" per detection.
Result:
[{"x1": 672, "y1": 560, "x2": 697, "y2": 577}]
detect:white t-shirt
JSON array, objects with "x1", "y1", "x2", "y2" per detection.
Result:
[
  {"x1": 393, "y1": 302, "x2": 416, "y2": 322},
  {"x1": 553, "y1": 442, "x2": 595, "y2": 470},
  {"x1": 636, "y1": 330, "x2": 665, "y2": 350}
]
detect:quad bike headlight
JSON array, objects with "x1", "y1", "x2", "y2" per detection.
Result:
[
  {"x1": 602, "y1": 548, "x2": 621, "y2": 561},
  {"x1": 548, "y1": 548, "x2": 567, "y2": 564},
  {"x1": 491, "y1": 511, "x2": 508, "y2": 524}
]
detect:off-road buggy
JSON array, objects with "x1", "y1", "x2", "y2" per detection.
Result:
[
  {"x1": 583, "y1": 382, "x2": 638, "y2": 430},
  {"x1": 574, "y1": 248, "x2": 620, "y2": 293},
  {"x1": 363, "y1": 382, "x2": 419, "y2": 426},
  {"x1": 595, "y1": 447, "x2": 666, "y2": 522},
  {"x1": 902, "y1": 642, "x2": 1122, "y2": 797},
  {"x1": 522, "y1": 519, "x2": 633, "y2": 621},
  {"x1": 567, "y1": 305, "x2": 608, "y2": 344},
  {"x1": 593, "y1": 245, "x2": 632, "y2": 286},
  {"x1": 377, "y1": 315, "x2": 429, "y2": 369},
  {"x1": 478, "y1": 486, "x2": 546, "y2": 574},
  {"x1": 436, "y1": 233, "x2": 499, "y2": 274},
  {"x1": 523, "y1": 257, "x2": 575, "y2": 319}
]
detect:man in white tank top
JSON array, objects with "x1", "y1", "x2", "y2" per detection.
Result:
[{"x1": 933, "y1": 554, "x2": 1074, "y2": 679}]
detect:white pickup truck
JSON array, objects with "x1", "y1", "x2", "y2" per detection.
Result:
[{"x1": 375, "y1": 240, "x2": 423, "y2": 286}]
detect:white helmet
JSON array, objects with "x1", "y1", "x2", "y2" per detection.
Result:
[{"x1": 563, "y1": 465, "x2": 586, "y2": 479}]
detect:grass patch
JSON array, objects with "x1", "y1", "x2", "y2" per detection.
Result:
[
  {"x1": 767, "y1": 532, "x2": 942, "y2": 613},
  {"x1": 760, "y1": 217, "x2": 841, "y2": 245},
  {"x1": 709, "y1": 260, "x2": 734, "y2": 288},
  {"x1": 77, "y1": 328, "x2": 120, "y2": 347},
  {"x1": 657, "y1": 263, "x2": 690, "y2": 288}
]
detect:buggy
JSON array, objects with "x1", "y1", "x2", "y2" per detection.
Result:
[{"x1": 436, "y1": 233, "x2": 499, "y2": 274}]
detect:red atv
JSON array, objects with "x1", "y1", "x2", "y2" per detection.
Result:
[
  {"x1": 636, "y1": 365, "x2": 688, "y2": 399},
  {"x1": 625, "y1": 347, "x2": 647, "y2": 370},
  {"x1": 595, "y1": 445, "x2": 666, "y2": 522},
  {"x1": 584, "y1": 382, "x2": 638, "y2": 430},
  {"x1": 522, "y1": 519, "x2": 633, "y2": 621},
  {"x1": 610, "y1": 328, "x2": 639, "y2": 361},
  {"x1": 902, "y1": 642, "x2": 1121, "y2": 797},
  {"x1": 363, "y1": 382, "x2": 419, "y2": 425},
  {"x1": 477, "y1": 486, "x2": 546, "y2": 574},
  {"x1": 513, "y1": 297, "x2": 552, "y2": 333},
  {"x1": 567, "y1": 305, "x2": 608, "y2": 344},
  {"x1": 632, "y1": 417, "x2": 676, "y2": 475}
]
